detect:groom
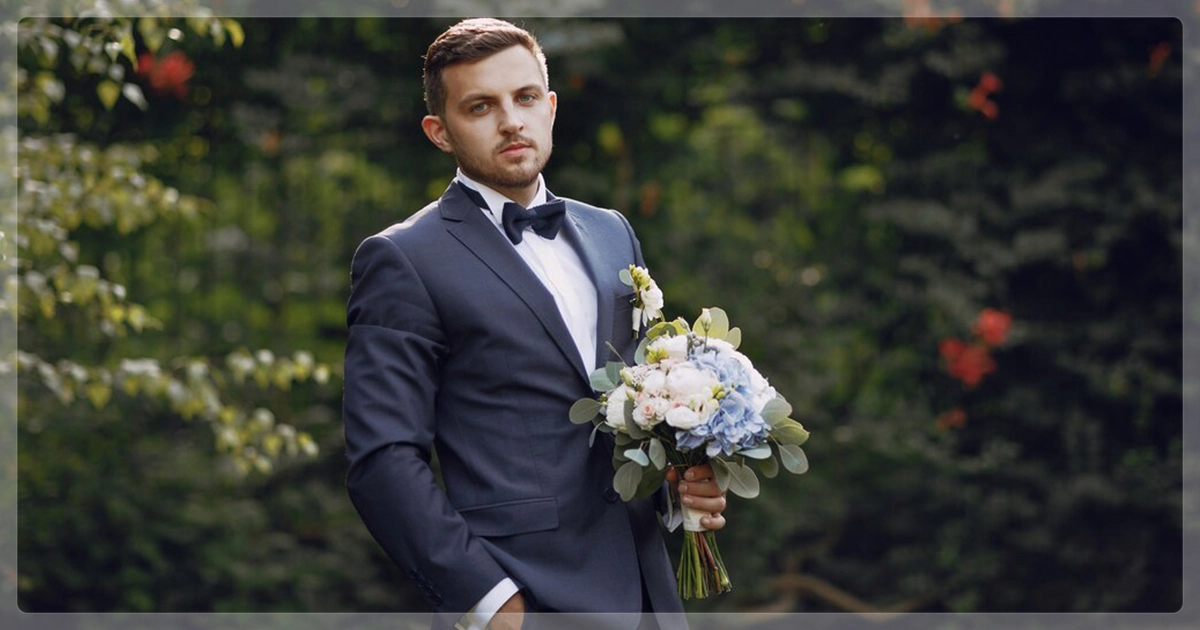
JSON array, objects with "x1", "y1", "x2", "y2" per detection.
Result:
[{"x1": 343, "y1": 18, "x2": 726, "y2": 630}]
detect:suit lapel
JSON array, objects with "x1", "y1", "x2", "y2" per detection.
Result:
[
  {"x1": 560, "y1": 203, "x2": 617, "y2": 371},
  {"x1": 439, "y1": 184, "x2": 591, "y2": 385}
]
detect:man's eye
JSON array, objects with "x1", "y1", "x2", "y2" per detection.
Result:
[
  {"x1": 517, "y1": 93, "x2": 536, "y2": 104},
  {"x1": 470, "y1": 103, "x2": 489, "y2": 113}
]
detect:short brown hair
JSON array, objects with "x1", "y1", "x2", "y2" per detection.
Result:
[{"x1": 423, "y1": 18, "x2": 549, "y2": 117}]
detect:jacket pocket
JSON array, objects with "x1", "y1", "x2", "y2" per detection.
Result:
[{"x1": 458, "y1": 496, "x2": 559, "y2": 537}]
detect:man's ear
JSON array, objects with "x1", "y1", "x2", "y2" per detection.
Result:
[
  {"x1": 422, "y1": 115, "x2": 453, "y2": 153},
  {"x1": 548, "y1": 90, "x2": 557, "y2": 124}
]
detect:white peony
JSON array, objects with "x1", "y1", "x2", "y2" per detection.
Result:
[
  {"x1": 665, "y1": 405, "x2": 703, "y2": 430},
  {"x1": 640, "y1": 370, "x2": 667, "y2": 396},
  {"x1": 604, "y1": 385, "x2": 630, "y2": 432},
  {"x1": 665, "y1": 364, "x2": 720, "y2": 408}
]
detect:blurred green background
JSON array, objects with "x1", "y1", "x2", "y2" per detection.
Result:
[{"x1": 8, "y1": 7, "x2": 1184, "y2": 615}]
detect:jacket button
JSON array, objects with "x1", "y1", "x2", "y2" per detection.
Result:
[{"x1": 603, "y1": 487, "x2": 619, "y2": 503}]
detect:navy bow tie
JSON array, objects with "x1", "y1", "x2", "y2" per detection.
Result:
[{"x1": 501, "y1": 199, "x2": 566, "y2": 244}]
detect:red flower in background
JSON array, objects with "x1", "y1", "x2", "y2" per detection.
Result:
[
  {"x1": 940, "y1": 338, "x2": 996, "y2": 388},
  {"x1": 967, "y1": 71, "x2": 1003, "y2": 120},
  {"x1": 137, "y1": 51, "x2": 195, "y2": 99},
  {"x1": 936, "y1": 407, "x2": 967, "y2": 431},
  {"x1": 973, "y1": 308, "x2": 1012, "y2": 346}
]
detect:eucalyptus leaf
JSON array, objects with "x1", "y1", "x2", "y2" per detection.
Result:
[
  {"x1": 619, "y1": 267, "x2": 634, "y2": 286},
  {"x1": 739, "y1": 444, "x2": 772, "y2": 459},
  {"x1": 725, "y1": 327, "x2": 742, "y2": 348},
  {"x1": 761, "y1": 398, "x2": 793, "y2": 425},
  {"x1": 633, "y1": 466, "x2": 668, "y2": 499},
  {"x1": 772, "y1": 418, "x2": 810, "y2": 446},
  {"x1": 606, "y1": 361, "x2": 624, "y2": 387},
  {"x1": 614, "y1": 431, "x2": 632, "y2": 446},
  {"x1": 589, "y1": 368, "x2": 616, "y2": 392},
  {"x1": 569, "y1": 398, "x2": 601, "y2": 424},
  {"x1": 694, "y1": 307, "x2": 729, "y2": 339},
  {"x1": 779, "y1": 444, "x2": 810, "y2": 475},
  {"x1": 614, "y1": 460, "x2": 643, "y2": 501},
  {"x1": 710, "y1": 457, "x2": 731, "y2": 492},
  {"x1": 648, "y1": 438, "x2": 666, "y2": 470},
  {"x1": 624, "y1": 448, "x2": 650, "y2": 467},
  {"x1": 634, "y1": 337, "x2": 650, "y2": 364},
  {"x1": 589, "y1": 424, "x2": 600, "y2": 448},
  {"x1": 623, "y1": 399, "x2": 647, "y2": 440},
  {"x1": 726, "y1": 461, "x2": 761, "y2": 499},
  {"x1": 753, "y1": 453, "x2": 779, "y2": 479}
]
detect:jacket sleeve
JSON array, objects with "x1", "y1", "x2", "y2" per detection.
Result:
[{"x1": 342, "y1": 233, "x2": 510, "y2": 613}]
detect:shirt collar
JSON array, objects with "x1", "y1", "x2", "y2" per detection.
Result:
[{"x1": 455, "y1": 168, "x2": 548, "y2": 228}]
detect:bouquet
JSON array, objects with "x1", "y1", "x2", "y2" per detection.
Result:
[{"x1": 570, "y1": 266, "x2": 811, "y2": 599}]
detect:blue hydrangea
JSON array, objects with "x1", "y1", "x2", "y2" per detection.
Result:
[{"x1": 674, "y1": 350, "x2": 772, "y2": 457}]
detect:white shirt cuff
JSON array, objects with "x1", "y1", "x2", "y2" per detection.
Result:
[{"x1": 457, "y1": 577, "x2": 520, "y2": 630}]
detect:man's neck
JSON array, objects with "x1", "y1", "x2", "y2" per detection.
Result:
[{"x1": 456, "y1": 169, "x2": 546, "y2": 210}]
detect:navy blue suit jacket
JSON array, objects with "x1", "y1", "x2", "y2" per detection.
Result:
[{"x1": 343, "y1": 182, "x2": 683, "y2": 625}]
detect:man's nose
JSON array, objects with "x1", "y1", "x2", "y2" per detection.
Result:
[{"x1": 497, "y1": 104, "x2": 526, "y2": 133}]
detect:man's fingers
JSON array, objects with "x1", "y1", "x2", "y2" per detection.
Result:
[
  {"x1": 680, "y1": 492, "x2": 726, "y2": 514},
  {"x1": 700, "y1": 513, "x2": 726, "y2": 531}
]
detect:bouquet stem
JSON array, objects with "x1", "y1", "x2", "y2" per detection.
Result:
[{"x1": 676, "y1": 506, "x2": 732, "y2": 599}]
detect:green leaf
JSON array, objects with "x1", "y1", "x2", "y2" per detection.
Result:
[
  {"x1": 772, "y1": 418, "x2": 810, "y2": 446},
  {"x1": 753, "y1": 453, "x2": 779, "y2": 479},
  {"x1": 85, "y1": 381, "x2": 111, "y2": 408},
  {"x1": 619, "y1": 267, "x2": 633, "y2": 286},
  {"x1": 634, "y1": 337, "x2": 650, "y2": 364},
  {"x1": 119, "y1": 31, "x2": 137, "y2": 65},
  {"x1": 623, "y1": 399, "x2": 647, "y2": 440},
  {"x1": 223, "y1": 19, "x2": 245, "y2": 48},
  {"x1": 726, "y1": 461, "x2": 761, "y2": 498},
  {"x1": 762, "y1": 398, "x2": 793, "y2": 426},
  {"x1": 606, "y1": 361, "x2": 624, "y2": 387},
  {"x1": 693, "y1": 307, "x2": 730, "y2": 339},
  {"x1": 614, "y1": 431, "x2": 632, "y2": 446},
  {"x1": 740, "y1": 445, "x2": 772, "y2": 459},
  {"x1": 614, "y1": 460, "x2": 643, "y2": 501},
  {"x1": 633, "y1": 465, "x2": 668, "y2": 499},
  {"x1": 138, "y1": 17, "x2": 165, "y2": 53},
  {"x1": 589, "y1": 424, "x2": 600, "y2": 448},
  {"x1": 648, "y1": 438, "x2": 666, "y2": 470},
  {"x1": 97, "y1": 80, "x2": 120, "y2": 110},
  {"x1": 779, "y1": 444, "x2": 810, "y2": 475},
  {"x1": 624, "y1": 448, "x2": 650, "y2": 467},
  {"x1": 710, "y1": 457, "x2": 731, "y2": 492},
  {"x1": 725, "y1": 327, "x2": 742, "y2": 348},
  {"x1": 569, "y1": 398, "x2": 601, "y2": 424},
  {"x1": 589, "y1": 367, "x2": 616, "y2": 392}
]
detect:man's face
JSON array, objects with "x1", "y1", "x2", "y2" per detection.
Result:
[{"x1": 422, "y1": 45, "x2": 556, "y2": 203}]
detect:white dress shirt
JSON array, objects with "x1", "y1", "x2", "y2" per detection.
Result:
[{"x1": 453, "y1": 169, "x2": 599, "y2": 630}]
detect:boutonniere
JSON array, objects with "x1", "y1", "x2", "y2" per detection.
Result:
[{"x1": 621, "y1": 265, "x2": 664, "y2": 339}]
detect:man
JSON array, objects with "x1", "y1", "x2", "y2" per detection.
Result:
[{"x1": 343, "y1": 18, "x2": 726, "y2": 630}]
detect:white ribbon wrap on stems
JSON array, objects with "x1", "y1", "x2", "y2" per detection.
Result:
[{"x1": 682, "y1": 505, "x2": 707, "y2": 532}]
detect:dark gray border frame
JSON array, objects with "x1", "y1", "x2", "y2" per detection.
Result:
[{"x1": 1, "y1": 1, "x2": 1194, "y2": 629}]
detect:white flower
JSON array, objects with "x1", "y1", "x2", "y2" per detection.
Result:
[
  {"x1": 732, "y1": 351, "x2": 777, "y2": 410},
  {"x1": 649, "y1": 334, "x2": 689, "y2": 362},
  {"x1": 665, "y1": 405, "x2": 703, "y2": 430},
  {"x1": 641, "y1": 284, "x2": 664, "y2": 324},
  {"x1": 604, "y1": 385, "x2": 630, "y2": 432},
  {"x1": 665, "y1": 364, "x2": 720, "y2": 408},
  {"x1": 632, "y1": 395, "x2": 670, "y2": 429},
  {"x1": 640, "y1": 370, "x2": 667, "y2": 395}
]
